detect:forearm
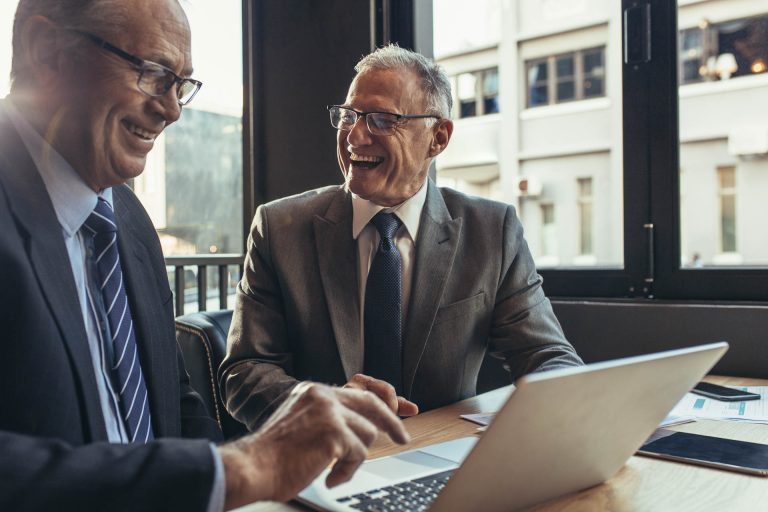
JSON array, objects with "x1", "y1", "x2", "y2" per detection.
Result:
[{"x1": 220, "y1": 361, "x2": 300, "y2": 430}]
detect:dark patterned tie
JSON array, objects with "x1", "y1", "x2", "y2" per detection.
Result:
[
  {"x1": 82, "y1": 198, "x2": 154, "y2": 443},
  {"x1": 364, "y1": 212, "x2": 404, "y2": 394}
]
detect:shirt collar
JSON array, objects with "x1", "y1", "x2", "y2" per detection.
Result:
[
  {"x1": 351, "y1": 178, "x2": 428, "y2": 241},
  {"x1": 4, "y1": 97, "x2": 112, "y2": 237}
]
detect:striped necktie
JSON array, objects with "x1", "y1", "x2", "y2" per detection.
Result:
[
  {"x1": 82, "y1": 198, "x2": 154, "y2": 443},
  {"x1": 363, "y1": 212, "x2": 404, "y2": 394}
]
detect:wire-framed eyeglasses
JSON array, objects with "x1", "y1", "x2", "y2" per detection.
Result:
[
  {"x1": 327, "y1": 105, "x2": 441, "y2": 136},
  {"x1": 76, "y1": 31, "x2": 202, "y2": 106}
]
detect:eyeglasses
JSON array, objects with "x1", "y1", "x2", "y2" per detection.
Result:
[
  {"x1": 327, "y1": 105, "x2": 441, "y2": 136},
  {"x1": 76, "y1": 31, "x2": 202, "y2": 106}
]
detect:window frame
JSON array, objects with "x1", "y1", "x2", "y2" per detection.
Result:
[
  {"x1": 525, "y1": 47, "x2": 607, "y2": 108},
  {"x1": 453, "y1": 67, "x2": 500, "y2": 118},
  {"x1": 510, "y1": 0, "x2": 768, "y2": 301}
]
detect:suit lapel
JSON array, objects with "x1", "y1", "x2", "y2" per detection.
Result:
[
  {"x1": 0, "y1": 109, "x2": 107, "y2": 440},
  {"x1": 113, "y1": 187, "x2": 173, "y2": 437},
  {"x1": 402, "y1": 181, "x2": 462, "y2": 397},
  {"x1": 313, "y1": 189, "x2": 362, "y2": 379}
]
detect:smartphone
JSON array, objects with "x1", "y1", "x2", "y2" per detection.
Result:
[{"x1": 691, "y1": 381, "x2": 760, "y2": 402}]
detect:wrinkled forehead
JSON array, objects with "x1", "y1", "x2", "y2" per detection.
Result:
[
  {"x1": 115, "y1": 0, "x2": 193, "y2": 73},
  {"x1": 346, "y1": 67, "x2": 428, "y2": 112}
]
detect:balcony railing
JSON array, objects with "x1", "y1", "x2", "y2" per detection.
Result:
[{"x1": 165, "y1": 254, "x2": 244, "y2": 316}]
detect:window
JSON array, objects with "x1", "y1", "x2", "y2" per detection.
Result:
[
  {"x1": 679, "y1": 15, "x2": 768, "y2": 84},
  {"x1": 556, "y1": 54, "x2": 576, "y2": 102},
  {"x1": 583, "y1": 48, "x2": 606, "y2": 98},
  {"x1": 541, "y1": 204, "x2": 557, "y2": 258},
  {"x1": 717, "y1": 167, "x2": 737, "y2": 254},
  {"x1": 577, "y1": 178, "x2": 594, "y2": 256},
  {"x1": 456, "y1": 72, "x2": 478, "y2": 117},
  {"x1": 434, "y1": 0, "x2": 768, "y2": 300},
  {"x1": 482, "y1": 68, "x2": 500, "y2": 114},
  {"x1": 527, "y1": 59, "x2": 549, "y2": 107},
  {"x1": 525, "y1": 47, "x2": 606, "y2": 107},
  {"x1": 454, "y1": 68, "x2": 500, "y2": 118}
]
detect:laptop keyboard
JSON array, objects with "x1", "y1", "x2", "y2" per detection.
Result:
[{"x1": 335, "y1": 469, "x2": 455, "y2": 511}]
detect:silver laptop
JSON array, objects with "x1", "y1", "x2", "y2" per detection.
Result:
[{"x1": 298, "y1": 342, "x2": 728, "y2": 512}]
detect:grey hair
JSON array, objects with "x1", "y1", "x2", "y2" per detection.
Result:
[
  {"x1": 355, "y1": 44, "x2": 453, "y2": 119},
  {"x1": 11, "y1": 0, "x2": 130, "y2": 87}
]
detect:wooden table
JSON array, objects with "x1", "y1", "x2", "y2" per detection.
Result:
[{"x1": 237, "y1": 376, "x2": 768, "y2": 512}]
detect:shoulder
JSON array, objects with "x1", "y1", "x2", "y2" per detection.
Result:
[
  {"x1": 256, "y1": 185, "x2": 347, "y2": 228},
  {"x1": 113, "y1": 184, "x2": 154, "y2": 228},
  {"x1": 435, "y1": 184, "x2": 515, "y2": 222},
  {"x1": 262, "y1": 185, "x2": 344, "y2": 213}
]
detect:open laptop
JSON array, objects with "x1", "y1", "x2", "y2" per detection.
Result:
[{"x1": 298, "y1": 342, "x2": 728, "y2": 512}]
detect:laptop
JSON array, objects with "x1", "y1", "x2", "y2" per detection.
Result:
[{"x1": 298, "y1": 342, "x2": 728, "y2": 512}]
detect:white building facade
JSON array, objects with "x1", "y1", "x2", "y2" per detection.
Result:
[{"x1": 435, "y1": 0, "x2": 768, "y2": 268}]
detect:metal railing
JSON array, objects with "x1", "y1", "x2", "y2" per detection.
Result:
[{"x1": 165, "y1": 254, "x2": 244, "y2": 316}]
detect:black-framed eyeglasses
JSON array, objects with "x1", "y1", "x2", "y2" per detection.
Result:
[
  {"x1": 76, "y1": 31, "x2": 202, "y2": 106},
  {"x1": 327, "y1": 105, "x2": 441, "y2": 136}
]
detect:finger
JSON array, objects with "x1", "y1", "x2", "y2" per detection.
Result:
[
  {"x1": 396, "y1": 396, "x2": 419, "y2": 417},
  {"x1": 359, "y1": 377, "x2": 399, "y2": 413},
  {"x1": 325, "y1": 434, "x2": 368, "y2": 487},
  {"x1": 342, "y1": 373, "x2": 368, "y2": 391},
  {"x1": 337, "y1": 388, "x2": 410, "y2": 444}
]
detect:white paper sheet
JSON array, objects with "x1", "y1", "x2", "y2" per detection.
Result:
[{"x1": 669, "y1": 386, "x2": 768, "y2": 424}]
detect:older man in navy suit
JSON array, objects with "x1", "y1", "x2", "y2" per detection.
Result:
[{"x1": 0, "y1": 1, "x2": 408, "y2": 510}]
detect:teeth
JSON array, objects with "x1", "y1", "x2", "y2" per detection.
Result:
[
  {"x1": 126, "y1": 122, "x2": 155, "y2": 141},
  {"x1": 350, "y1": 153, "x2": 384, "y2": 163}
]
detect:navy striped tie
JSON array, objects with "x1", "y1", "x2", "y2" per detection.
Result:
[
  {"x1": 82, "y1": 198, "x2": 154, "y2": 443},
  {"x1": 364, "y1": 212, "x2": 403, "y2": 394}
]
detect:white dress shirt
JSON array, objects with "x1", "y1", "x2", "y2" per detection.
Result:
[{"x1": 351, "y1": 179, "x2": 428, "y2": 345}]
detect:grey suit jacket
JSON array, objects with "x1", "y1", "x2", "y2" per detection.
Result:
[
  {"x1": 0, "y1": 102, "x2": 220, "y2": 511},
  {"x1": 220, "y1": 181, "x2": 582, "y2": 429}
]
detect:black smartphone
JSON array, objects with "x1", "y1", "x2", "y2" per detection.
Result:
[{"x1": 691, "y1": 382, "x2": 760, "y2": 402}]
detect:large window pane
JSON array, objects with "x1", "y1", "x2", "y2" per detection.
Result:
[
  {"x1": 678, "y1": 1, "x2": 768, "y2": 267},
  {"x1": 140, "y1": 1, "x2": 243, "y2": 259},
  {"x1": 434, "y1": 0, "x2": 623, "y2": 269}
]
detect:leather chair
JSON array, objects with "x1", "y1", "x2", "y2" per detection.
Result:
[{"x1": 175, "y1": 310, "x2": 247, "y2": 439}]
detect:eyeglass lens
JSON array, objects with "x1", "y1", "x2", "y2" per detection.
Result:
[
  {"x1": 138, "y1": 66, "x2": 199, "y2": 105},
  {"x1": 330, "y1": 107, "x2": 399, "y2": 135}
]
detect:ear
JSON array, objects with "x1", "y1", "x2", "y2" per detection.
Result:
[
  {"x1": 19, "y1": 16, "x2": 67, "y2": 89},
  {"x1": 428, "y1": 119, "x2": 454, "y2": 158}
]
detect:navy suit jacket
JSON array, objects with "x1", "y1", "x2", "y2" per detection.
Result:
[{"x1": 0, "y1": 102, "x2": 221, "y2": 511}]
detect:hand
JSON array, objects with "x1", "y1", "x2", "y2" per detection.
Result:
[
  {"x1": 343, "y1": 373, "x2": 419, "y2": 417},
  {"x1": 218, "y1": 381, "x2": 409, "y2": 509}
]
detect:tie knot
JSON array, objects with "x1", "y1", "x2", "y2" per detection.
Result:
[
  {"x1": 371, "y1": 212, "x2": 401, "y2": 240},
  {"x1": 82, "y1": 197, "x2": 117, "y2": 235}
]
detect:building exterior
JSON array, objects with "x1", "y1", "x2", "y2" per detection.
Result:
[{"x1": 435, "y1": 0, "x2": 768, "y2": 268}]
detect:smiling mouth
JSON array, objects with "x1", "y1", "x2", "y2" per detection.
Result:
[
  {"x1": 350, "y1": 152, "x2": 384, "y2": 170},
  {"x1": 123, "y1": 120, "x2": 157, "y2": 142}
]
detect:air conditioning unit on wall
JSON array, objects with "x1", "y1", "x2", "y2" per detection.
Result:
[
  {"x1": 515, "y1": 177, "x2": 543, "y2": 197},
  {"x1": 728, "y1": 125, "x2": 768, "y2": 157}
]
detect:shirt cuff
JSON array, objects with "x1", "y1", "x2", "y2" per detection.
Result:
[{"x1": 207, "y1": 443, "x2": 226, "y2": 512}]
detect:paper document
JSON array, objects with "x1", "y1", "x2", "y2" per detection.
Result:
[{"x1": 669, "y1": 386, "x2": 768, "y2": 424}]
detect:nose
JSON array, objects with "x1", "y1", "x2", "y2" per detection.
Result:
[
  {"x1": 151, "y1": 85, "x2": 182, "y2": 124},
  {"x1": 346, "y1": 115, "x2": 373, "y2": 147}
]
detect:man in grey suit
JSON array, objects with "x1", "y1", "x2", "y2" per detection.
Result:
[{"x1": 221, "y1": 45, "x2": 582, "y2": 430}]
